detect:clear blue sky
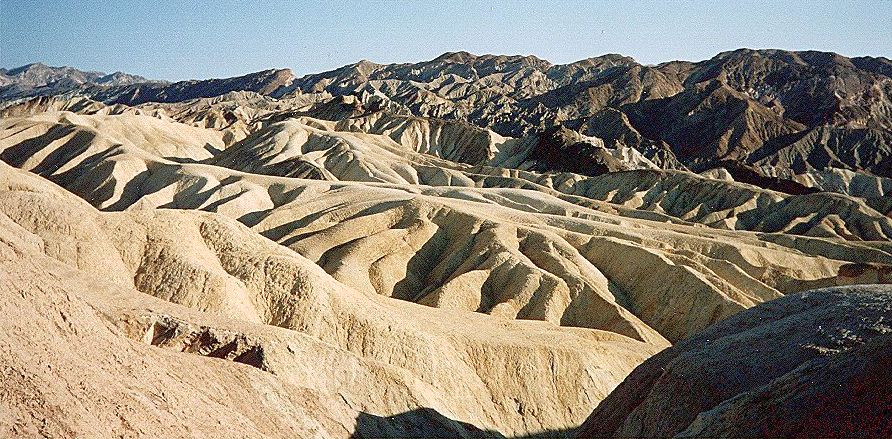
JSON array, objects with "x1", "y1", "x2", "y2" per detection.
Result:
[{"x1": 2, "y1": 0, "x2": 890, "y2": 81}]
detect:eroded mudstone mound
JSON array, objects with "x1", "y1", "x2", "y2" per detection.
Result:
[
  {"x1": 577, "y1": 285, "x2": 892, "y2": 438},
  {"x1": 0, "y1": 162, "x2": 661, "y2": 438}
]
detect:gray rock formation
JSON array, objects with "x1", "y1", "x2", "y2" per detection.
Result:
[{"x1": 577, "y1": 284, "x2": 892, "y2": 438}]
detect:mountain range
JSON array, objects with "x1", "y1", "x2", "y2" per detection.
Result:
[{"x1": 4, "y1": 49, "x2": 891, "y2": 198}]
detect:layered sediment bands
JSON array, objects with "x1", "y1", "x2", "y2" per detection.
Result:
[
  {"x1": 563, "y1": 170, "x2": 892, "y2": 241},
  {"x1": 3, "y1": 99, "x2": 889, "y2": 237},
  {"x1": 208, "y1": 116, "x2": 892, "y2": 242}
]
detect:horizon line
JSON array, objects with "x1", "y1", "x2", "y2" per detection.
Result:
[{"x1": 4, "y1": 46, "x2": 891, "y2": 83}]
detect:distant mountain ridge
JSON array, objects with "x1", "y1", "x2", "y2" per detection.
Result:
[
  {"x1": 0, "y1": 62, "x2": 160, "y2": 98},
  {"x1": 0, "y1": 62, "x2": 294, "y2": 104},
  {"x1": 85, "y1": 68, "x2": 295, "y2": 105},
  {"x1": 3, "y1": 48, "x2": 891, "y2": 191},
  {"x1": 0, "y1": 62, "x2": 155, "y2": 86}
]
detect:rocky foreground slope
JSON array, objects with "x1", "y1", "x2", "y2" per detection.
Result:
[
  {"x1": 577, "y1": 284, "x2": 892, "y2": 438},
  {"x1": 1, "y1": 49, "x2": 891, "y2": 438}
]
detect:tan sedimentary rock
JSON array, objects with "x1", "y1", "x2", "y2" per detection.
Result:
[
  {"x1": 0, "y1": 162, "x2": 661, "y2": 437},
  {"x1": 1, "y1": 112, "x2": 890, "y2": 345}
]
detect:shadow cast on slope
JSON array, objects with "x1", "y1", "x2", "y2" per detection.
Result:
[{"x1": 351, "y1": 408, "x2": 575, "y2": 439}]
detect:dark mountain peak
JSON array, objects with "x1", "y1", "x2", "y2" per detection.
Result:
[
  {"x1": 433, "y1": 51, "x2": 478, "y2": 64},
  {"x1": 318, "y1": 60, "x2": 378, "y2": 79},
  {"x1": 572, "y1": 53, "x2": 636, "y2": 65},
  {"x1": 685, "y1": 48, "x2": 867, "y2": 89},
  {"x1": 709, "y1": 48, "x2": 821, "y2": 67},
  {"x1": 348, "y1": 60, "x2": 379, "y2": 76},
  {"x1": 554, "y1": 54, "x2": 638, "y2": 75},
  {"x1": 5, "y1": 62, "x2": 51, "y2": 76},
  {"x1": 706, "y1": 48, "x2": 871, "y2": 71},
  {"x1": 96, "y1": 71, "x2": 158, "y2": 86},
  {"x1": 212, "y1": 68, "x2": 295, "y2": 86},
  {"x1": 795, "y1": 50, "x2": 854, "y2": 67},
  {"x1": 63, "y1": 67, "x2": 297, "y2": 105},
  {"x1": 851, "y1": 55, "x2": 892, "y2": 77},
  {"x1": 5, "y1": 62, "x2": 97, "y2": 78},
  {"x1": 250, "y1": 67, "x2": 294, "y2": 78},
  {"x1": 431, "y1": 52, "x2": 551, "y2": 71},
  {"x1": 477, "y1": 53, "x2": 549, "y2": 63},
  {"x1": 713, "y1": 47, "x2": 776, "y2": 59}
]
